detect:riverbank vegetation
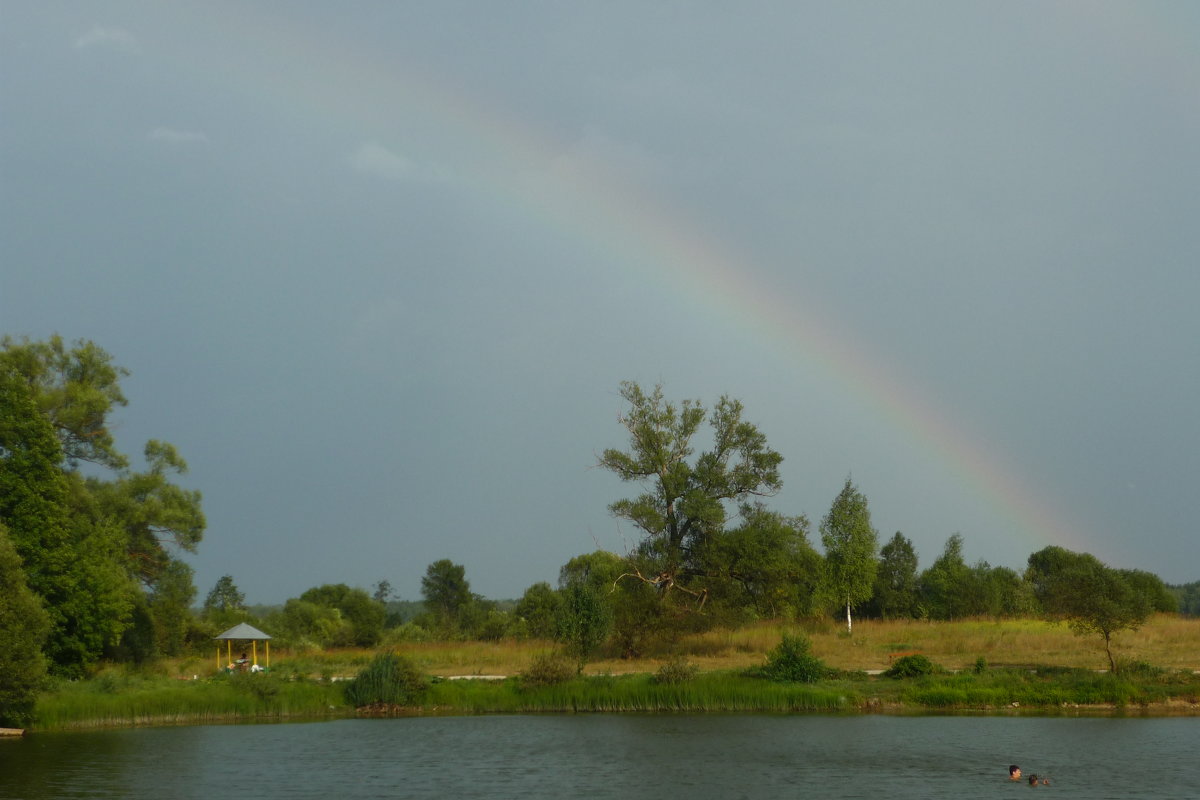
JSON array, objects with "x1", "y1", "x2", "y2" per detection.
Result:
[
  {"x1": 30, "y1": 617, "x2": 1200, "y2": 730},
  {"x1": 3, "y1": 343, "x2": 1199, "y2": 729}
]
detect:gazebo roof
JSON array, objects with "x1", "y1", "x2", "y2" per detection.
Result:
[{"x1": 214, "y1": 623, "x2": 272, "y2": 641}]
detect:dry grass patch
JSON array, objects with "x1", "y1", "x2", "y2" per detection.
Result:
[{"x1": 168, "y1": 615, "x2": 1198, "y2": 681}]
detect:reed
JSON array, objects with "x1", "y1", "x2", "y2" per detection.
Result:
[
  {"x1": 34, "y1": 672, "x2": 346, "y2": 730},
  {"x1": 425, "y1": 672, "x2": 855, "y2": 714}
]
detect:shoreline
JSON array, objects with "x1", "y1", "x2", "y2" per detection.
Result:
[{"x1": 28, "y1": 689, "x2": 1200, "y2": 734}]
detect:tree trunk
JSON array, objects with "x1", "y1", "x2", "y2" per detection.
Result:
[
  {"x1": 845, "y1": 598, "x2": 852, "y2": 634},
  {"x1": 1104, "y1": 632, "x2": 1115, "y2": 672}
]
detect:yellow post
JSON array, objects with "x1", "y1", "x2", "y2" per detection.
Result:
[
  {"x1": 252, "y1": 640, "x2": 258, "y2": 667},
  {"x1": 266, "y1": 641, "x2": 270, "y2": 668},
  {"x1": 216, "y1": 647, "x2": 220, "y2": 672},
  {"x1": 227, "y1": 640, "x2": 232, "y2": 668}
]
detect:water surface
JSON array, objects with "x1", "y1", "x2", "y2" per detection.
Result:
[{"x1": 2, "y1": 714, "x2": 1196, "y2": 799}]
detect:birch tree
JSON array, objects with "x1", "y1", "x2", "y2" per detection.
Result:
[{"x1": 819, "y1": 478, "x2": 878, "y2": 633}]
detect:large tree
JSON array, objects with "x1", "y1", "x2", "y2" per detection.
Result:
[
  {"x1": 0, "y1": 367, "x2": 134, "y2": 674},
  {"x1": 819, "y1": 478, "x2": 879, "y2": 633},
  {"x1": 1026, "y1": 546, "x2": 1154, "y2": 671},
  {"x1": 598, "y1": 381, "x2": 783, "y2": 605},
  {"x1": 0, "y1": 336, "x2": 204, "y2": 671}
]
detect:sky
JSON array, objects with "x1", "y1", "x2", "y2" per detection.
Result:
[{"x1": 3, "y1": 2, "x2": 1199, "y2": 604}]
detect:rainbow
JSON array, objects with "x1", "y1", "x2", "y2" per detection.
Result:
[{"x1": 168, "y1": 3, "x2": 1107, "y2": 555}]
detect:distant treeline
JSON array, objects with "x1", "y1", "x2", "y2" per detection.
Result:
[
  {"x1": 1, "y1": 346, "x2": 1191, "y2": 728},
  {"x1": 1168, "y1": 582, "x2": 1200, "y2": 616}
]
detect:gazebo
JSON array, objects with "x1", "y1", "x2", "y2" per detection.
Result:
[{"x1": 214, "y1": 623, "x2": 272, "y2": 672}]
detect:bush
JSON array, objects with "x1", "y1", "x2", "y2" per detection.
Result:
[
  {"x1": 229, "y1": 670, "x2": 282, "y2": 702},
  {"x1": 884, "y1": 654, "x2": 937, "y2": 678},
  {"x1": 343, "y1": 653, "x2": 429, "y2": 708},
  {"x1": 762, "y1": 633, "x2": 829, "y2": 683},
  {"x1": 654, "y1": 655, "x2": 699, "y2": 685},
  {"x1": 519, "y1": 653, "x2": 577, "y2": 687}
]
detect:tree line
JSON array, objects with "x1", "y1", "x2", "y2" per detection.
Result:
[
  {"x1": 193, "y1": 381, "x2": 1184, "y2": 671},
  {"x1": 0, "y1": 350, "x2": 1189, "y2": 724}
]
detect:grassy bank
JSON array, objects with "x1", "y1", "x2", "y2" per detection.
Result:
[
  {"x1": 33, "y1": 667, "x2": 347, "y2": 730},
  {"x1": 421, "y1": 666, "x2": 1200, "y2": 715},
  {"x1": 30, "y1": 616, "x2": 1200, "y2": 730}
]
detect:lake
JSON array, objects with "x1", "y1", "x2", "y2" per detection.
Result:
[{"x1": 2, "y1": 714, "x2": 1197, "y2": 799}]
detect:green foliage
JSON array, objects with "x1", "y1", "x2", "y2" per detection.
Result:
[
  {"x1": 654, "y1": 655, "x2": 699, "y2": 685},
  {"x1": 265, "y1": 598, "x2": 349, "y2": 650},
  {"x1": 1027, "y1": 546, "x2": 1154, "y2": 671},
  {"x1": 883, "y1": 654, "x2": 937, "y2": 678},
  {"x1": 299, "y1": 584, "x2": 386, "y2": 647},
  {"x1": 420, "y1": 559, "x2": 473, "y2": 628},
  {"x1": 556, "y1": 584, "x2": 612, "y2": 669},
  {"x1": 88, "y1": 439, "x2": 205, "y2": 586},
  {"x1": 204, "y1": 575, "x2": 245, "y2": 616},
  {"x1": 519, "y1": 652, "x2": 577, "y2": 687},
  {"x1": 819, "y1": 478, "x2": 879, "y2": 631},
  {"x1": 761, "y1": 633, "x2": 829, "y2": 683},
  {"x1": 0, "y1": 367, "x2": 136, "y2": 675},
  {"x1": 149, "y1": 559, "x2": 196, "y2": 656},
  {"x1": 608, "y1": 570, "x2": 668, "y2": 658},
  {"x1": 704, "y1": 503, "x2": 822, "y2": 619},
  {"x1": 917, "y1": 534, "x2": 968, "y2": 620},
  {"x1": 514, "y1": 582, "x2": 563, "y2": 639},
  {"x1": 867, "y1": 532, "x2": 919, "y2": 619},
  {"x1": 0, "y1": 524, "x2": 50, "y2": 726},
  {"x1": 1, "y1": 337, "x2": 204, "y2": 675},
  {"x1": 917, "y1": 535, "x2": 1033, "y2": 621},
  {"x1": 598, "y1": 381, "x2": 783, "y2": 594},
  {"x1": 559, "y1": 550, "x2": 625, "y2": 593},
  {"x1": 973, "y1": 656, "x2": 988, "y2": 674},
  {"x1": 1168, "y1": 581, "x2": 1200, "y2": 616},
  {"x1": 343, "y1": 653, "x2": 429, "y2": 708},
  {"x1": 1120, "y1": 569, "x2": 1177, "y2": 614},
  {"x1": 0, "y1": 335, "x2": 129, "y2": 469}
]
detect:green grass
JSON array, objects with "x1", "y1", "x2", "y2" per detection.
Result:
[
  {"x1": 34, "y1": 670, "x2": 347, "y2": 730},
  {"x1": 424, "y1": 672, "x2": 856, "y2": 713}
]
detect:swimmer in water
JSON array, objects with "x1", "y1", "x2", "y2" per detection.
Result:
[{"x1": 1009, "y1": 765, "x2": 1022, "y2": 781}]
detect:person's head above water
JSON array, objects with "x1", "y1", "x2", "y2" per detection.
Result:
[{"x1": 1009, "y1": 765, "x2": 1022, "y2": 780}]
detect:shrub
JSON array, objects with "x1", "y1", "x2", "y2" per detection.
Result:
[
  {"x1": 762, "y1": 633, "x2": 829, "y2": 683},
  {"x1": 343, "y1": 653, "x2": 429, "y2": 708},
  {"x1": 654, "y1": 656, "x2": 699, "y2": 685},
  {"x1": 519, "y1": 653, "x2": 576, "y2": 688},
  {"x1": 973, "y1": 656, "x2": 988, "y2": 674},
  {"x1": 229, "y1": 670, "x2": 282, "y2": 702},
  {"x1": 884, "y1": 654, "x2": 937, "y2": 678}
]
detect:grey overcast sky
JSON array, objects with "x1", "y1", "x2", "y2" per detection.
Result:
[{"x1": 3, "y1": 2, "x2": 1198, "y2": 603}]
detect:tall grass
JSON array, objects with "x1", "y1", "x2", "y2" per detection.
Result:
[
  {"x1": 34, "y1": 672, "x2": 346, "y2": 730},
  {"x1": 147, "y1": 616, "x2": 1200, "y2": 681},
  {"x1": 425, "y1": 672, "x2": 855, "y2": 714}
]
